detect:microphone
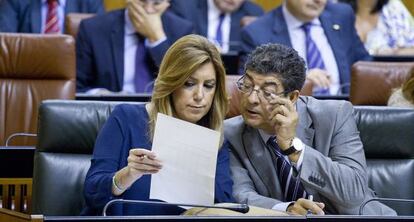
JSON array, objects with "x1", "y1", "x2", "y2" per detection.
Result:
[
  {"x1": 359, "y1": 197, "x2": 414, "y2": 215},
  {"x1": 102, "y1": 199, "x2": 250, "y2": 216}
]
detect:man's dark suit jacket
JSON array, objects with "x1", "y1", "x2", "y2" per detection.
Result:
[
  {"x1": 169, "y1": 0, "x2": 263, "y2": 52},
  {"x1": 241, "y1": 3, "x2": 372, "y2": 93},
  {"x1": 76, "y1": 9, "x2": 193, "y2": 93},
  {"x1": 0, "y1": 0, "x2": 104, "y2": 33}
]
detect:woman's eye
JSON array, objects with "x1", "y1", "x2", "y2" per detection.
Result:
[
  {"x1": 184, "y1": 81, "x2": 195, "y2": 87},
  {"x1": 204, "y1": 83, "x2": 216, "y2": 89}
]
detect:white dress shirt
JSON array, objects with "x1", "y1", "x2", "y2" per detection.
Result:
[
  {"x1": 123, "y1": 10, "x2": 166, "y2": 93},
  {"x1": 41, "y1": 0, "x2": 66, "y2": 33},
  {"x1": 282, "y1": 4, "x2": 340, "y2": 95},
  {"x1": 207, "y1": 0, "x2": 231, "y2": 53}
]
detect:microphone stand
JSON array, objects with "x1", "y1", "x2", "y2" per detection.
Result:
[
  {"x1": 102, "y1": 199, "x2": 250, "y2": 216},
  {"x1": 359, "y1": 197, "x2": 414, "y2": 215}
]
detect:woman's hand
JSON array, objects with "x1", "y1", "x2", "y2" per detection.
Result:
[
  {"x1": 126, "y1": 148, "x2": 163, "y2": 178},
  {"x1": 112, "y1": 149, "x2": 162, "y2": 195}
]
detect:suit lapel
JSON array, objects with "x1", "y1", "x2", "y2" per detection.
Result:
[
  {"x1": 242, "y1": 125, "x2": 283, "y2": 199},
  {"x1": 272, "y1": 7, "x2": 293, "y2": 47},
  {"x1": 31, "y1": 0, "x2": 41, "y2": 33},
  {"x1": 319, "y1": 9, "x2": 347, "y2": 85},
  {"x1": 197, "y1": 0, "x2": 208, "y2": 37},
  {"x1": 110, "y1": 11, "x2": 125, "y2": 91},
  {"x1": 296, "y1": 97, "x2": 315, "y2": 147}
]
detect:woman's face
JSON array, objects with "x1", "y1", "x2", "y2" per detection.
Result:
[{"x1": 172, "y1": 62, "x2": 217, "y2": 124}]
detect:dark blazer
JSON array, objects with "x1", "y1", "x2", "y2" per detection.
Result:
[
  {"x1": 170, "y1": 0, "x2": 263, "y2": 52},
  {"x1": 0, "y1": 0, "x2": 26, "y2": 32},
  {"x1": 241, "y1": 3, "x2": 372, "y2": 92},
  {"x1": 2, "y1": 0, "x2": 104, "y2": 33},
  {"x1": 83, "y1": 104, "x2": 234, "y2": 215},
  {"x1": 76, "y1": 9, "x2": 193, "y2": 92}
]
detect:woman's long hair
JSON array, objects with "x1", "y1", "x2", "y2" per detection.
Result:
[{"x1": 148, "y1": 35, "x2": 228, "y2": 143}]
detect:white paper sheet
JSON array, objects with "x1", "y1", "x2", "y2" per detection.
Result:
[{"x1": 149, "y1": 113, "x2": 220, "y2": 206}]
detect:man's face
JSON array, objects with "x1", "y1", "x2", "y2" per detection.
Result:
[
  {"x1": 239, "y1": 71, "x2": 288, "y2": 132},
  {"x1": 285, "y1": 0, "x2": 327, "y2": 22},
  {"x1": 128, "y1": 0, "x2": 167, "y2": 14},
  {"x1": 213, "y1": 0, "x2": 244, "y2": 13}
]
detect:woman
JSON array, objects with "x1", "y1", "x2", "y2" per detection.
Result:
[
  {"x1": 340, "y1": 0, "x2": 414, "y2": 55},
  {"x1": 388, "y1": 72, "x2": 414, "y2": 108},
  {"x1": 82, "y1": 34, "x2": 234, "y2": 216}
]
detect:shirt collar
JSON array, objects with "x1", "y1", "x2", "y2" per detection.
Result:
[
  {"x1": 208, "y1": 0, "x2": 227, "y2": 18},
  {"x1": 282, "y1": 3, "x2": 321, "y2": 29},
  {"x1": 42, "y1": 0, "x2": 66, "y2": 7},
  {"x1": 124, "y1": 9, "x2": 137, "y2": 35},
  {"x1": 258, "y1": 129, "x2": 274, "y2": 145}
]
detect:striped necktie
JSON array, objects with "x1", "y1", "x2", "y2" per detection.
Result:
[
  {"x1": 44, "y1": 0, "x2": 60, "y2": 34},
  {"x1": 267, "y1": 136, "x2": 308, "y2": 201},
  {"x1": 301, "y1": 23, "x2": 329, "y2": 95}
]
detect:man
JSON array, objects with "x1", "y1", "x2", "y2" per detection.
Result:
[
  {"x1": 240, "y1": 0, "x2": 371, "y2": 95},
  {"x1": 76, "y1": 0, "x2": 193, "y2": 94},
  {"x1": 170, "y1": 0, "x2": 263, "y2": 53},
  {"x1": 0, "y1": 0, "x2": 104, "y2": 33},
  {"x1": 224, "y1": 43, "x2": 396, "y2": 215}
]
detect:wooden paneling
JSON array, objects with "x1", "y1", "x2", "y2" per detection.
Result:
[
  {"x1": 104, "y1": 0, "x2": 126, "y2": 11},
  {"x1": 104, "y1": 0, "x2": 414, "y2": 14},
  {"x1": 252, "y1": 0, "x2": 281, "y2": 12},
  {"x1": 104, "y1": 0, "x2": 283, "y2": 12},
  {"x1": 0, "y1": 179, "x2": 32, "y2": 214}
]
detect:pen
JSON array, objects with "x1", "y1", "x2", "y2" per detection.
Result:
[{"x1": 307, "y1": 195, "x2": 314, "y2": 215}]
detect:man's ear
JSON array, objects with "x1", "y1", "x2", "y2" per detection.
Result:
[{"x1": 289, "y1": 90, "x2": 300, "y2": 104}]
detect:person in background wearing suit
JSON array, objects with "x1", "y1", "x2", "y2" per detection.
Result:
[
  {"x1": 241, "y1": 0, "x2": 371, "y2": 95},
  {"x1": 225, "y1": 43, "x2": 396, "y2": 215},
  {"x1": 82, "y1": 35, "x2": 234, "y2": 216},
  {"x1": 169, "y1": 0, "x2": 263, "y2": 53},
  {"x1": 76, "y1": 0, "x2": 193, "y2": 94},
  {"x1": 0, "y1": 0, "x2": 104, "y2": 33}
]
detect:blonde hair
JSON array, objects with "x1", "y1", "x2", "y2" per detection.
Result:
[
  {"x1": 148, "y1": 35, "x2": 228, "y2": 141},
  {"x1": 402, "y1": 72, "x2": 414, "y2": 103}
]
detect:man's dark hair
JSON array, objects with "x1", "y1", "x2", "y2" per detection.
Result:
[{"x1": 244, "y1": 43, "x2": 306, "y2": 93}]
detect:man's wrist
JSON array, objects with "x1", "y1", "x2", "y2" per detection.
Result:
[{"x1": 278, "y1": 138, "x2": 294, "y2": 150}]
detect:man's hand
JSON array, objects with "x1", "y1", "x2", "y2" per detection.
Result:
[
  {"x1": 240, "y1": 16, "x2": 258, "y2": 27},
  {"x1": 127, "y1": 0, "x2": 169, "y2": 43},
  {"x1": 287, "y1": 198, "x2": 325, "y2": 215},
  {"x1": 266, "y1": 96, "x2": 298, "y2": 150},
  {"x1": 307, "y1": 68, "x2": 331, "y2": 89}
]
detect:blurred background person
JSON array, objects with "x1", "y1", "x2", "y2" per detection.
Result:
[
  {"x1": 388, "y1": 72, "x2": 414, "y2": 108},
  {"x1": 240, "y1": 0, "x2": 371, "y2": 96},
  {"x1": 76, "y1": 0, "x2": 193, "y2": 94},
  {"x1": 170, "y1": 0, "x2": 264, "y2": 53},
  {"x1": 339, "y1": 0, "x2": 414, "y2": 55},
  {"x1": 0, "y1": 0, "x2": 104, "y2": 33},
  {"x1": 82, "y1": 35, "x2": 234, "y2": 216}
]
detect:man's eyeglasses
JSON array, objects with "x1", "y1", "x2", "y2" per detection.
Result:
[{"x1": 236, "y1": 76, "x2": 289, "y2": 101}]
